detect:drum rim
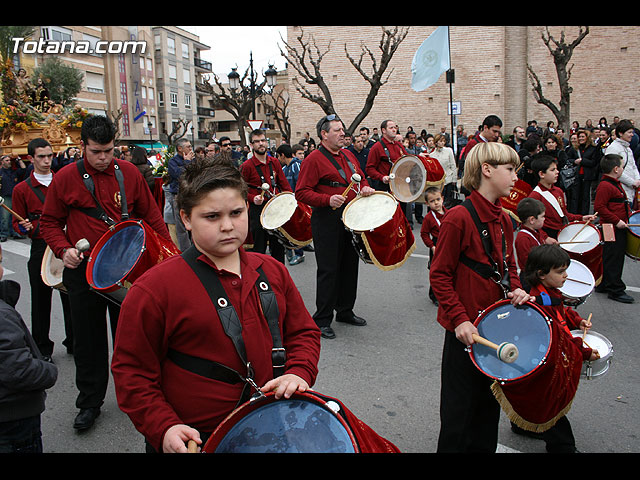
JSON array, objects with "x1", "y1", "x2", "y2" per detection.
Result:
[
  {"x1": 86, "y1": 219, "x2": 146, "y2": 292},
  {"x1": 559, "y1": 260, "x2": 595, "y2": 299},
  {"x1": 627, "y1": 210, "x2": 640, "y2": 239},
  {"x1": 389, "y1": 155, "x2": 427, "y2": 203},
  {"x1": 558, "y1": 221, "x2": 601, "y2": 253},
  {"x1": 342, "y1": 191, "x2": 398, "y2": 232},
  {"x1": 260, "y1": 192, "x2": 298, "y2": 230},
  {"x1": 203, "y1": 390, "x2": 360, "y2": 453},
  {"x1": 470, "y1": 299, "x2": 553, "y2": 383}
]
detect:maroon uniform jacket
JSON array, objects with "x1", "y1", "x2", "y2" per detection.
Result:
[
  {"x1": 420, "y1": 208, "x2": 446, "y2": 249},
  {"x1": 240, "y1": 154, "x2": 291, "y2": 204},
  {"x1": 111, "y1": 249, "x2": 321, "y2": 452},
  {"x1": 365, "y1": 137, "x2": 407, "y2": 183},
  {"x1": 11, "y1": 172, "x2": 52, "y2": 240},
  {"x1": 528, "y1": 184, "x2": 582, "y2": 234},
  {"x1": 430, "y1": 190, "x2": 521, "y2": 332},
  {"x1": 40, "y1": 159, "x2": 169, "y2": 258},
  {"x1": 515, "y1": 226, "x2": 549, "y2": 272},
  {"x1": 295, "y1": 146, "x2": 369, "y2": 207},
  {"x1": 594, "y1": 175, "x2": 630, "y2": 225}
]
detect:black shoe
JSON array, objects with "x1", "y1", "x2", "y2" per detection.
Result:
[
  {"x1": 73, "y1": 407, "x2": 101, "y2": 430},
  {"x1": 302, "y1": 244, "x2": 314, "y2": 252},
  {"x1": 608, "y1": 293, "x2": 634, "y2": 304},
  {"x1": 41, "y1": 355, "x2": 54, "y2": 364},
  {"x1": 510, "y1": 422, "x2": 544, "y2": 440},
  {"x1": 336, "y1": 315, "x2": 367, "y2": 326},
  {"x1": 319, "y1": 326, "x2": 336, "y2": 339}
]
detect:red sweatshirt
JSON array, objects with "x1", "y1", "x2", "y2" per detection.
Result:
[
  {"x1": 111, "y1": 248, "x2": 321, "y2": 452},
  {"x1": 365, "y1": 137, "x2": 407, "y2": 182},
  {"x1": 430, "y1": 190, "x2": 521, "y2": 332},
  {"x1": 11, "y1": 172, "x2": 52, "y2": 240},
  {"x1": 515, "y1": 226, "x2": 549, "y2": 271},
  {"x1": 528, "y1": 184, "x2": 581, "y2": 234},
  {"x1": 594, "y1": 175, "x2": 629, "y2": 225},
  {"x1": 240, "y1": 154, "x2": 291, "y2": 204},
  {"x1": 420, "y1": 208, "x2": 446, "y2": 249}
]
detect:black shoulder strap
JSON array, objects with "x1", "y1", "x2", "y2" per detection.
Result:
[
  {"x1": 377, "y1": 139, "x2": 393, "y2": 164},
  {"x1": 319, "y1": 145, "x2": 355, "y2": 184},
  {"x1": 75, "y1": 159, "x2": 129, "y2": 225},
  {"x1": 24, "y1": 177, "x2": 45, "y2": 237},
  {"x1": 181, "y1": 245, "x2": 285, "y2": 379}
]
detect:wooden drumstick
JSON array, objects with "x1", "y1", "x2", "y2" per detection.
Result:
[
  {"x1": 569, "y1": 213, "x2": 597, "y2": 242},
  {"x1": 75, "y1": 238, "x2": 90, "y2": 253},
  {"x1": 566, "y1": 277, "x2": 592, "y2": 286},
  {"x1": 557, "y1": 241, "x2": 589, "y2": 244},
  {"x1": 0, "y1": 196, "x2": 26, "y2": 223},
  {"x1": 472, "y1": 333, "x2": 519, "y2": 363},
  {"x1": 259, "y1": 182, "x2": 270, "y2": 199},
  {"x1": 582, "y1": 313, "x2": 593, "y2": 344},
  {"x1": 332, "y1": 173, "x2": 361, "y2": 210},
  {"x1": 187, "y1": 440, "x2": 198, "y2": 453}
]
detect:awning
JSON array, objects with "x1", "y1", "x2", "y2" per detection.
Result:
[{"x1": 130, "y1": 142, "x2": 166, "y2": 151}]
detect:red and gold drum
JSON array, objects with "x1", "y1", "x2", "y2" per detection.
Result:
[{"x1": 260, "y1": 192, "x2": 312, "y2": 249}]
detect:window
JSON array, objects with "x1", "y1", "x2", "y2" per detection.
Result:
[
  {"x1": 183, "y1": 68, "x2": 190, "y2": 84},
  {"x1": 167, "y1": 37, "x2": 175, "y2": 55},
  {"x1": 168, "y1": 65, "x2": 177, "y2": 80},
  {"x1": 146, "y1": 58, "x2": 153, "y2": 72},
  {"x1": 185, "y1": 93, "x2": 191, "y2": 109},
  {"x1": 170, "y1": 92, "x2": 178, "y2": 107},
  {"x1": 148, "y1": 87, "x2": 154, "y2": 101},
  {"x1": 85, "y1": 72, "x2": 104, "y2": 93},
  {"x1": 41, "y1": 26, "x2": 72, "y2": 42},
  {"x1": 182, "y1": 43, "x2": 189, "y2": 58},
  {"x1": 83, "y1": 33, "x2": 101, "y2": 56},
  {"x1": 158, "y1": 91, "x2": 164, "y2": 106}
]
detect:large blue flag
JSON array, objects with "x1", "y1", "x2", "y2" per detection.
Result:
[{"x1": 411, "y1": 26, "x2": 450, "y2": 92}]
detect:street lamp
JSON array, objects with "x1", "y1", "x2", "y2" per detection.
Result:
[
  {"x1": 227, "y1": 67, "x2": 240, "y2": 91},
  {"x1": 264, "y1": 64, "x2": 277, "y2": 89},
  {"x1": 147, "y1": 120, "x2": 153, "y2": 153}
]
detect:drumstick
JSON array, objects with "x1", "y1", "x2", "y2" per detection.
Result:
[
  {"x1": 75, "y1": 238, "x2": 90, "y2": 253},
  {"x1": 187, "y1": 440, "x2": 198, "y2": 453},
  {"x1": 582, "y1": 313, "x2": 593, "y2": 343},
  {"x1": 0, "y1": 196, "x2": 26, "y2": 223},
  {"x1": 569, "y1": 213, "x2": 598, "y2": 242},
  {"x1": 566, "y1": 277, "x2": 592, "y2": 286},
  {"x1": 557, "y1": 241, "x2": 589, "y2": 244},
  {"x1": 259, "y1": 182, "x2": 270, "y2": 199},
  {"x1": 332, "y1": 174, "x2": 362, "y2": 210},
  {"x1": 471, "y1": 333, "x2": 519, "y2": 363}
]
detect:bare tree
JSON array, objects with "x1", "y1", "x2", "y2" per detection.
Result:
[
  {"x1": 108, "y1": 108, "x2": 123, "y2": 143},
  {"x1": 280, "y1": 26, "x2": 410, "y2": 134},
  {"x1": 263, "y1": 88, "x2": 290, "y2": 143},
  {"x1": 527, "y1": 26, "x2": 590, "y2": 133},
  {"x1": 167, "y1": 118, "x2": 192, "y2": 146}
]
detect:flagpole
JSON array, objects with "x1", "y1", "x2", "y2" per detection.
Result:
[{"x1": 446, "y1": 26, "x2": 456, "y2": 156}]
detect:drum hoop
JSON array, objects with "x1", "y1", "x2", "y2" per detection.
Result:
[
  {"x1": 260, "y1": 192, "x2": 297, "y2": 230},
  {"x1": 470, "y1": 299, "x2": 553, "y2": 383},
  {"x1": 86, "y1": 219, "x2": 146, "y2": 291},
  {"x1": 389, "y1": 156, "x2": 427, "y2": 203},
  {"x1": 559, "y1": 260, "x2": 595, "y2": 299},
  {"x1": 342, "y1": 191, "x2": 397, "y2": 232},
  {"x1": 628, "y1": 210, "x2": 640, "y2": 238},
  {"x1": 203, "y1": 391, "x2": 360, "y2": 453}
]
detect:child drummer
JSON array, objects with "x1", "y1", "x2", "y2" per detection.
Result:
[
  {"x1": 430, "y1": 142, "x2": 532, "y2": 452},
  {"x1": 111, "y1": 158, "x2": 321, "y2": 453},
  {"x1": 527, "y1": 154, "x2": 597, "y2": 239},
  {"x1": 523, "y1": 243, "x2": 599, "y2": 453},
  {"x1": 594, "y1": 153, "x2": 634, "y2": 303},
  {"x1": 420, "y1": 186, "x2": 447, "y2": 305}
]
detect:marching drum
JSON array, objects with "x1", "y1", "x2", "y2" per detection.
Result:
[
  {"x1": 570, "y1": 330, "x2": 613, "y2": 380},
  {"x1": 500, "y1": 179, "x2": 533, "y2": 222},
  {"x1": 41, "y1": 246, "x2": 66, "y2": 292},
  {"x1": 557, "y1": 221, "x2": 603, "y2": 285},
  {"x1": 86, "y1": 220, "x2": 180, "y2": 304},
  {"x1": 626, "y1": 211, "x2": 640, "y2": 260},
  {"x1": 388, "y1": 154, "x2": 445, "y2": 203},
  {"x1": 559, "y1": 260, "x2": 595, "y2": 307},
  {"x1": 342, "y1": 192, "x2": 415, "y2": 271},
  {"x1": 200, "y1": 391, "x2": 400, "y2": 453},
  {"x1": 260, "y1": 192, "x2": 313, "y2": 249},
  {"x1": 470, "y1": 300, "x2": 583, "y2": 432}
]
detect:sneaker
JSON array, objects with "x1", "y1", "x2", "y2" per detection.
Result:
[{"x1": 289, "y1": 255, "x2": 305, "y2": 265}]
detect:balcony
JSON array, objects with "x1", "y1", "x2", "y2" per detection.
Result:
[
  {"x1": 194, "y1": 57, "x2": 212, "y2": 72},
  {"x1": 197, "y1": 106, "x2": 215, "y2": 117}
]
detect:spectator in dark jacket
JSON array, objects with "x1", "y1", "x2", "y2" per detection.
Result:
[
  {"x1": 0, "y1": 247, "x2": 58, "y2": 453},
  {"x1": 129, "y1": 146, "x2": 156, "y2": 192}
]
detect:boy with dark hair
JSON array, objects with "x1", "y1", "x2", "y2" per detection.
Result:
[
  {"x1": 594, "y1": 153, "x2": 634, "y2": 303},
  {"x1": 420, "y1": 186, "x2": 446, "y2": 305},
  {"x1": 111, "y1": 159, "x2": 320, "y2": 453},
  {"x1": 527, "y1": 154, "x2": 596, "y2": 239}
]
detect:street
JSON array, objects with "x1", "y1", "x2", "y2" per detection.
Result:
[{"x1": 2, "y1": 225, "x2": 639, "y2": 454}]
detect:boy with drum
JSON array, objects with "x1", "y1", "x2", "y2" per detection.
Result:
[
  {"x1": 594, "y1": 153, "x2": 634, "y2": 303},
  {"x1": 430, "y1": 142, "x2": 531, "y2": 452},
  {"x1": 523, "y1": 244, "x2": 599, "y2": 452},
  {"x1": 111, "y1": 158, "x2": 321, "y2": 453}
]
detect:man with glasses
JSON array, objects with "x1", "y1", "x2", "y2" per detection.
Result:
[
  {"x1": 295, "y1": 114, "x2": 375, "y2": 339},
  {"x1": 168, "y1": 138, "x2": 194, "y2": 251},
  {"x1": 240, "y1": 129, "x2": 292, "y2": 264}
]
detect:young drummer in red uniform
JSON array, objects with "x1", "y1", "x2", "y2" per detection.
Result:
[
  {"x1": 420, "y1": 187, "x2": 447, "y2": 305},
  {"x1": 523, "y1": 244, "x2": 598, "y2": 453},
  {"x1": 594, "y1": 153, "x2": 634, "y2": 303},
  {"x1": 295, "y1": 114, "x2": 376, "y2": 339},
  {"x1": 12, "y1": 138, "x2": 73, "y2": 360},
  {"x1": 527, "y1": 154, "x2": 596, "y2": 239},
  {"x1": 40, "y1": 115, "x2": 170, "y2": 431},
  {"x1": 240, "y1": 129, "x2": 292, "y2": 264},
  {"x1": 111, "y1": 159, "x2": 321, "y2": 453},
  {"x1": 429, "y1": 142, "x2": 532, "y2": 453}
]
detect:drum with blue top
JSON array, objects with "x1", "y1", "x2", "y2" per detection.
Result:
[{"x1": 626, "y1": 211, "x2": 640, "y2": 260}]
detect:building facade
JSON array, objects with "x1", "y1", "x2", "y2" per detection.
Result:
[{"x1": 286, "y1": 26, "x2": 639, "y2": 145}]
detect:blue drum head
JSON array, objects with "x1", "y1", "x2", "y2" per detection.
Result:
[
  {"x1": 92, "y1": 224, "x2": 145, "y2": 289},
  {"x1": 213, "y1": 397, "x2": 356, "y2": 453},
  {"x1": 471, "y1": 302, "x2": 551, "y2": 382},
  {"x1": 629, "y1": 212, "x2": 640, "y2": 236}
]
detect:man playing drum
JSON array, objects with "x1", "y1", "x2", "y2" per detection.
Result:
[
  {"x1": 295, "y1": 114, "x2": 375, "y2": 339},
  {"x1": 11, "y1": 138, "x2": 73, "y2": 361},
  {"x1": 40, "y1": 115, "x2": 170, "y2": 432}
]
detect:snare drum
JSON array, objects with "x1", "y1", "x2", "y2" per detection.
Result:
[
  {"x1": 559, "y1": 260, "x2": 595, "y2": 307},
  {"x1": 41, "y1": 246, "x2": 66, "y2": 292},
  {"x1": 626, "y1": 211, "x2": 640, "y2": 260},
  {"x1": 558, "y1": 221, "x2": 603, "y2": 285},
  {"x1": 86, "y1": 220, "x2": 180, "y2": 304},
  {"x1": 342, "y1": 192, "x2": 415, "y2": 271},
  {"x1": 470, "y1": 300, "x2": 582, "y2": 432},
  {"x1": 260, "y1": 192, "x2": 312, "y2": 249},
  {"x1": 202, "y1": 391, "x2": 359, "y2": 453},
  {"x1": 570, "y1": 330, "x2": 613, "y2": 380}
]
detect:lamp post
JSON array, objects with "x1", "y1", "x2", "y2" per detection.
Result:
[{"x1": 147, "y1": 120, "x2": 153, "y2": 153}]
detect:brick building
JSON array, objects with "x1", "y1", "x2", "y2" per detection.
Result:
[{"x1": 286, "y1": 26, "x2": 639, "y2": 146}]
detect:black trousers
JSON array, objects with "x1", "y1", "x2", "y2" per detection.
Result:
[
  {"x1": 437, "y1": 330, "x2": 500, "y2": 452},
  {"x1": 63, "y1": 260, "x2": 120, "y2": 409},
  {"x1": 28, "y1": 238, "x2": 73, "y2": 356},
  {"x1": 600, "y1": 227, "x2": 627, "y2": 296},
  {"x1": 249, "y1": 204, "x2": 285, "y2": 264},
  {"x1": 310, "y1": 206, "x2": 359, "y2": 327}
]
